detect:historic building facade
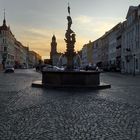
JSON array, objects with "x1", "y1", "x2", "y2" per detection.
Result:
[
  {"x1": 81, "y1": 4, "x2": 140, "y2": 74},
  {"x1": 100, "y1": 32, "x2": 109, "y2": 70},
  {"x1": 14, "y1": 41, "x2": 29, "y2": 68},
  {"x1": 108, "y1": 23, "x2": 121, "y2": 71},
  {"x1": 28, "y1": 51, "x2": 41, "y2": 68},
  {"x1": 0, "y1": 16, "x2": 15, "y2": 69},
  {"x1": 0, "y1": 13, "x2": 41, "y2": 70},
  {"x1": 81, "y1": 44, "x2": 88, "y2": 67},
  {"x1": 121, "y1": 5, "x2": 140, "y2": 74}
]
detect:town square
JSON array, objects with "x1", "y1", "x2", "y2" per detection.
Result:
[{"x1": 0, "y1": 0, "x2": 140, "y2": 139}]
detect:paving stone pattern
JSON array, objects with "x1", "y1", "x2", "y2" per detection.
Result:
[{"x1": 0, "y1": 70, "x2": 140, "y2": 139}]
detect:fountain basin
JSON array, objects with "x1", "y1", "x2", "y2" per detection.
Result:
[
  {"x1": 43, "y1": 70, "x2": 99, "y2": 86},
  {"x1": 32, "y1": 70, "x2": 111, "y2": 89}
]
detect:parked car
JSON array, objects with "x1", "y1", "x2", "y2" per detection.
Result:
[
  {"x1": 53, "y1": 66, "x2": 64, "y2": 71},
  {"x1": 42, "y1": 64, "x2": 53, "y2": 71},
  {"x1": 84, "y1": 65, "x2": 96, "y2": 71},
  {"x1": 4, "y1": 65, "x2": 14, "y2": 73}
]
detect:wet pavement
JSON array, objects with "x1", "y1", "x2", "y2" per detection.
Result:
[{"x1": 0, "y1": 69, "x2": 140, "y2": 140}]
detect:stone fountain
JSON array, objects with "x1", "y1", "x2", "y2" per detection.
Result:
[{"x1": 32, "y1": 5, "x2": 110, "y2": 89}]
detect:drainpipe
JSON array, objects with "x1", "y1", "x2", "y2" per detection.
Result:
[{"x1": 133, "y1": 54, "x2": 135, "y2": 76}]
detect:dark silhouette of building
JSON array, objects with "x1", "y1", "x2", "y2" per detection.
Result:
[{"x1": 50, "y1": 35, "x2": 57, "y2": 60}]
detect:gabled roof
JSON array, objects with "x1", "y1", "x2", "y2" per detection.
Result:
[
  {"x1": 0, "y1": 19, "x2": 16, "y2": 40},
  {"x1": 126, "y1": 6, "x2": 137, "y2": 19},
  {"x1": 0, "y1": 17, "x2": 8, "y2": 31},
  {"x1": 0, "y1": 24, "x2": 8, "y2": 31}
]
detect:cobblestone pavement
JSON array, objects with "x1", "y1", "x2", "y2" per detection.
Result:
[
  {"x1": 100, "y1": 72, "x2": 140, "y2": 105},
  {"x1": 0, "y1": 69, "x2": 140, "y2": 140}
]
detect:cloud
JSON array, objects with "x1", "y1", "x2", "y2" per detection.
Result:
[
  {"x1": 74, "y1": 15, "x2": 123, "y2": 40},
  {"x1": 75, "y1": 15, "x2": 93, "y2": 24},
  {"x1": 14, "y1": 26, "x2": 66, "y2": 58},
  {"x1": 24, "y1": 28, "x2": 49, "y2": 39},
  {"x1": 11, "y1": 15, "x2": 124, "y2": 59}
]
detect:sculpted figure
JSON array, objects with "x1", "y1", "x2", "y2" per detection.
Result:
[
  {"x1": 67, "y1": 16, "x2": 72, "y2": 30},
  {"x1": 71, "y1": 33, "x2": 76, "y2": 43}
]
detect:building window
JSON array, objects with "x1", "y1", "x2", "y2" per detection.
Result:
[
  {"x1": 4, "y1": 47, "x2": 7, "y2": 52},
  {"x1": 122, "y1": 61, "x2": 125, "y2": 69},
  {"x1": 136, "y1": 58, "x2": 138, "y2": 70},
  {"x1": 3, "y1": 38, "x2": 6, "y2": 44},
  {"x1": 136, "y1": 41, "x2": 139, "y2": 49}
]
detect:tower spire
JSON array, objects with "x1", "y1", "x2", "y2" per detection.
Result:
[
  {"x1": 4, "y1": 9, "x2": 5, "y2": 19},
  {"x1": 3, "y1": 9, "x2": 6, "y2": 26}
]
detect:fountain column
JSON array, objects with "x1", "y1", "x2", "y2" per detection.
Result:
[{"x1": 64, "y1": 4, "x2": 76, "y2": 70}]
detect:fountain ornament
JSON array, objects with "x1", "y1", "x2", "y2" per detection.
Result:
[{"x1": 32, "y1": 4, "x2": 111, "y2": 89}]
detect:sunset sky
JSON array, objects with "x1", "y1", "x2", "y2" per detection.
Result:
[{"x1": 0, "y1": 0, "x2": 140, "y2": 59}]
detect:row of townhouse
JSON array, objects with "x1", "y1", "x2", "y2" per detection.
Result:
[
  {"x1": 81, "y1": 4, "x2": 140, "y2": 74},
  {"x1": 28, "y1": 51, "x2": 42, "y2": 68},
  {"x1": 0, "y1": 15, "x2": 42, "y2": 70}
]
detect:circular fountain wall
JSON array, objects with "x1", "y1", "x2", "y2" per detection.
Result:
[{"x1": 42, "y1": 70, "x2": 100, "y2": 88}]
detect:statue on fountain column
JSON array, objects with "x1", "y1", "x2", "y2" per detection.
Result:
[
  {"x1": 64, "y1": 3, "x2": 76, "y2": 70},
  {"x1": 67, "y1": 16, "x2": 72, "y2": 30},
  {"x1": 68, "y1": 2, "x2": 70, "y2": 15},
  {"x1": 65, "y1": 17, "x2": 76, "y2": 44},
  {"x1": 64, "y1": 3, "x2": 76, "y2": 45}
]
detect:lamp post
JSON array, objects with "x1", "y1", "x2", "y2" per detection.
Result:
[{"x1": 133, "y1": 54, "x2": 135, "y2": 76}]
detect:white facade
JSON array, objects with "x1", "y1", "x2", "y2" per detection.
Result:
[
  {"x1": 92, "y1": 40, "x2": 99, "y2": 66},
  {"x1": 121, "y1": 5, "x2": 140, "y2": 74},
  {"x1": 108, "y1": 31, "x2": 117, "y2": 66},
  {"x1": 79, "y1": 5, "x2": 140, "y2": 74},
  {"x1": 100, "y1": 33, "x2": 109, "y2": 70},
  {"x1": 0, "y1": 17, "x2": 31, "y2": 69},
  {"x1": 0, "y1": 23, "x2": 15, "y2": 67},
  {"x1": 107, "y1": 24, "x2": 121, "y2": 70},
  {"x1": 15, "y1": 41, "x2": 29, "y2": 68}
]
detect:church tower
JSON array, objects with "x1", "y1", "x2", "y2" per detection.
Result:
[{"x1": 50, "y1": 35, "x2": 57, "y2": 60}]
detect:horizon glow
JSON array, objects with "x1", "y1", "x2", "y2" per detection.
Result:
[{"x1": 0, "y1": 0, "x2": 140, "y2": 59}]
